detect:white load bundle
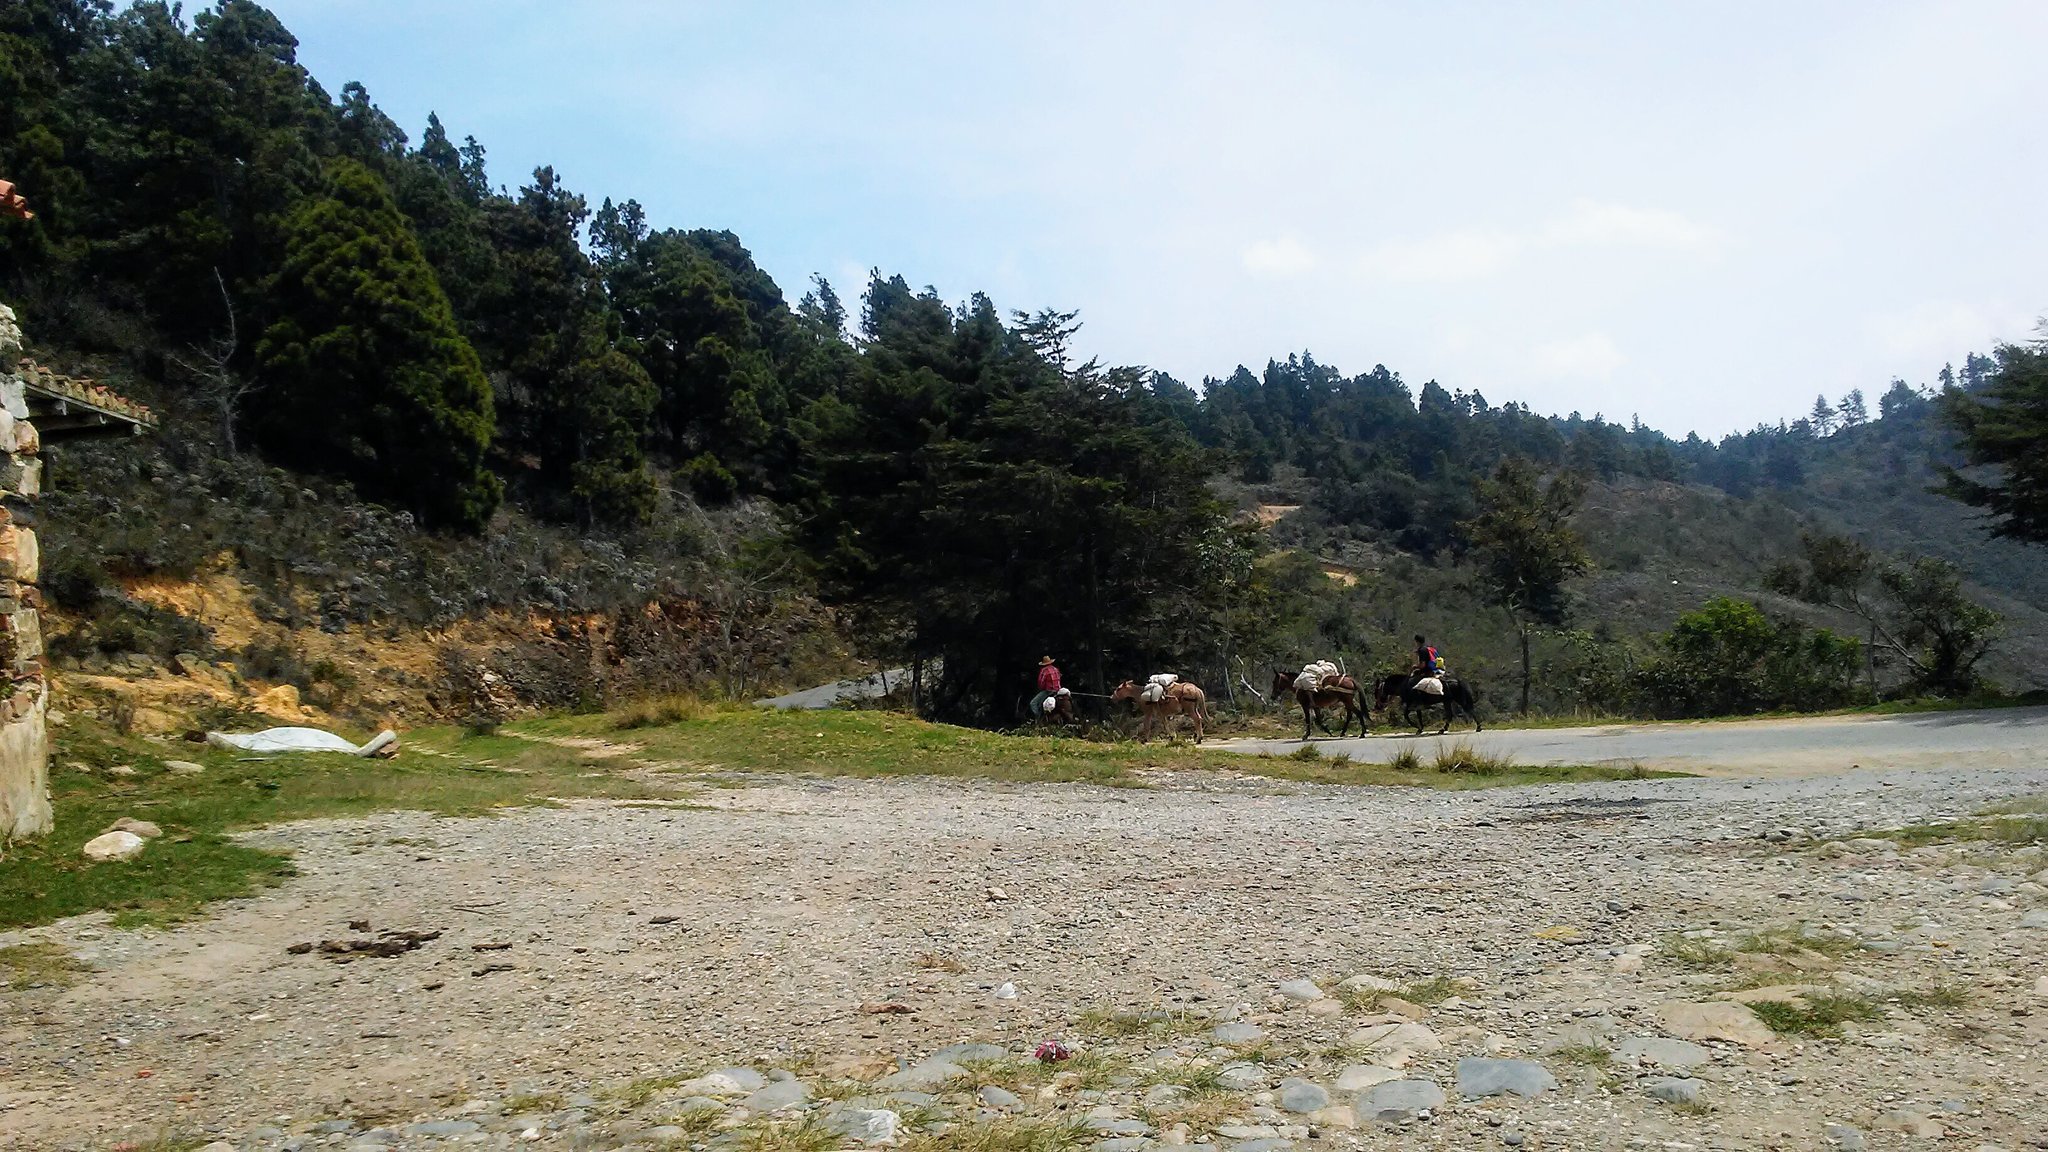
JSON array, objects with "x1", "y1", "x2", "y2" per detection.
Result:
[
  {"x1": 1296, "y1": 660, "x2": 1340, "y2": 692},
  {"x1": 1415, "y1": 676, "x2": 1445, "y2": 697},
  {"x1": 1141, "y1": 673, "x2": 1179, "y2": 703}
]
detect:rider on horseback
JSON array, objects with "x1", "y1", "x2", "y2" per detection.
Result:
[
  {"x1": 1412, "y1": 635, "x2": 1445, "y2": 688},
  {"x1": 1030, "y1": 655, "x2": 1072, "y2": 718}
]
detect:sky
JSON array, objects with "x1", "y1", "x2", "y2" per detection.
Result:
[{"x1": 262, "y1": 0, "x2": 2048, "y2": 438}]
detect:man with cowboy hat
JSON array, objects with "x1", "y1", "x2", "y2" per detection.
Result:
[{"x1": 1030, "y1": 655, "x2": 1071, "y2": 719}]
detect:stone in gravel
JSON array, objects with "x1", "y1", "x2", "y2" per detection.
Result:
[
  {"x1": 1654, "y1": 1001, "x2": 1775, "y2": 1048},
  {"x1": 1233, "y1": 1141, "x2": 1294, "y2": 1152},
  {"x1": 82, "y1": 830, "x2": 146, "y2": 862},
  {"x1": 1145, "y1": 1085, "x2": 1190, "y2": 1108},
  {"x1": 1094, "y1": 1118, "x2": 1153, "y2": 1135},
  {"x1": 743, "y1": 1079, "x2": 811, "y2": 1112},
  {"x1": 1276, "y1": 1079, "x2": 1328, "y2": 1114},
  {"x1": 679, "y1": 1067, "x2": 766, "y2": 1095},
  {"x1": 830, "y1": 1107, "x2": 902, "y2": 1143},
  {"x1": 1359, "y1": 1080, "x2": 1445, "y2": 1122},
  {"x1": 2019, "y1": 910, "x2": 2048, "y2": 930},
  {"x1": 1344, "y1": 1021, "x2": 1441, "y2": 1067},
  {"x1": 1334, "y1": 1065, "x2": 1401, "y2": 1092},
  {"x1": 1305, "y1": 998, "x2": 1345, "y2": 1017},
  {"x1": 405, "y1": 1120, "x2": 482, "y2": 1137},
  {"x1": 2033, "y1": 975, "x2": 2048, "y2": 998},
  {"x1": 1218, "y1": 1062, "x2": 1267, "y2": 1091},
  {"x1": 981, "y1": 1085, "x2": 1023, "y2": 1110},
  {"x1": 164, "y1": 759, "x2": 204, "y2": 775},
  {"x1": 934, "y1": 1042, "x2": 1009, "y2": 1063},
  {"x1": 1311, "y1": 1105, "x2": 1357, "y2": 1129},
  {"x1": 103, "y1": 817, "x2": 162, "y2": 839},
  {"x1": 1213, "y1": 1022, "x2": 1264, "y2": 1044},
  {"x1": 1644, "y1": 1078, "x2": 1704, "y2": 1105},
  {"x1": 1613, "y1": 1037, "x2": 1710, "y2": 1070},
  {"x1": 198, "y1": 1143, "x2": 234, "y2": 1152},
  {"x1": 1097, "y1": 1139, "x2": 1154, "y2": 1152},
  {"x1": 311, "y1": 1121, "x2": 356, "y2": 1135},
  {"x1": 1456, "y1": 1058, "x2": 1557, "y2": 1099},
  {"x1": 1278, "y1": 978, "x2": 1325, "y2": 1002},
  {"x1": 1340, "y1": 974, "x2": 1399, "y2": 993},
  {"x1": 876, "y1": 1059, "x2": 968, "y2": 1091},
  {"x1": 1501, "y1": 1132, "x2": 1526, "y2": 1147},
  {"x1": 1872, "y1": 1110, "x2": 1944, "y2": 1138}
]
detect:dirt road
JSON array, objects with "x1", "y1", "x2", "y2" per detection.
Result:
[
  {"x1": 1219, "y1": 705, "x2": 2048, "y2": 777},
  {"x1": 3, "y1": 764, "x2": 2046, "y2": 1150}
]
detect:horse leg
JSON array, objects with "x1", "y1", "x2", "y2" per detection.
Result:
[
  {"x1": 1298, "y1": 694, "x2": 1313, "y2": 741},
  {"x1": 1193, "y1": 701, "x2": 1205, "y2": 744},
  {"x1": 1438, "y1": 700, "x2": 1452, "y2": 736}
]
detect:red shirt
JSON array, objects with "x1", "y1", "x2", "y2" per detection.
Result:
[{"x1": 1037, "y1": 665, "x2": 1062, "y2": 693}]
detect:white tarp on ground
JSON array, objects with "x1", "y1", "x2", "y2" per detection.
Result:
[{"x1": 205, "y1": 727, "x2": 399, "y2": 757}]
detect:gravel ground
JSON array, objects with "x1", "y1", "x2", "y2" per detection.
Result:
[{"x1": 3, "y1": 765, "x2": 2046, "y2": 1152}]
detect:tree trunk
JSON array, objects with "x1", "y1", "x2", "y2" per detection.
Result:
[{"x1": 1519, "y1": 623, "x2": 1532, "y2": 716}]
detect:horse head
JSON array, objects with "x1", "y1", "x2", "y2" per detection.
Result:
[
  {"x1": 1109, "y1": 680, "x2": 1140, "y2": 702},
  {"x1": 1270, "y1": 668, "x2": 1296, "y2": 697}
]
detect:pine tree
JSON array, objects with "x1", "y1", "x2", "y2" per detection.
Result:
[
  {"x1": 1940, "y1": 335, "x2": 2048, "y2": 544},
  {"x1": 1463, "y1": 458, "x2": 1591, "y2": 714},
  {"x1": 1836, "y1": 388, "x2": 1868, "y2": 427},
  {"x1": 253, "y1": 158, "x2": 501, "y2": 532},
  {"x1": 1808, "y1": 394, "x2": 1836, "y2": 435}
]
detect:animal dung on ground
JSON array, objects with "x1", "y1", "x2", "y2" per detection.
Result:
[
  {"x1": 472, "y1": 963, "x2": 515, "y2": 977},
  {"x1": 289, "y1": 928, "x2": 443, "y2": 963},
  {"x1": 860, "y1": 1001, "x2": 915, "y2": 1015},
  {"x1": 470, "y1": 941, "x2": 512, "y2": 952}
]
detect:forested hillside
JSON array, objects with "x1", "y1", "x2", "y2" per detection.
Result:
[{"x1": 4, "y1": 1, "x2": 2039, "y2": 729}]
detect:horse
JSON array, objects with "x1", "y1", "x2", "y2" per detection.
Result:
[
  {"x1": 1025, "y1": 691, "x2": 1077, "y2": 726},
  {"x1": 1111, "y1": 679, "x2": 1208, "y2": 743},
  {"x1": 1373, "y1": 673, "x2": 1482, "y2": 735},
  {"x1": 1271, "y1": 668, "x2": 1366, "y2": 741}
]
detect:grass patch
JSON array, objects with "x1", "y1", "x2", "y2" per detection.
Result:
[
  {"x1": 605, "y1": 1073, "x2": 690, "y2": 1108},
  {"x1": 503, "y1": 1091, "x2": 565, "y2": 1114},
  {"x1": 1734, "y1": 926, "x2": 1857, "y2": 959},
  {"x1": 1749, "y1": 993, "x2": 1885, "y2": 1037},
  {"x1": 1658, "y1": 934, "x2": 1735, "y2": 971},
  {"x1": 1430, "y1": 742, "x2": 1517, "y2": 775},
  {"x1": 1398, "y1": 975, "x2": 1463, "y2": 1005},
  {"x1": 1076, "y1": 1006, "x2": 1213, "y2": 1040},
  {"x1": 899, "y1": 1120, "x2": 1088, "y2": 1152},
  {"x1": 736, "y1": 1114, "x2": 840, "y2": 1152},
  {"x1": 1145, "y1": 1063, "x2": 1225, "y2": 1091},
  {"x1": 1550, "y1": 1043, "x2": 1610, "y2": 1067},
  {"x1": 1144, "y1": 1088, "x2": 1245, "y2": 1135},
  {"x1": 965, "y1": 1051, "x2": 1132, "y2": 1092},
  {"x1": 611, "y1": 694, "x2": 725, "y2": 731},
  {"x1": 0, "y1": 941, "x2": 91, "y2": 991},
  {"x1": 0, "y1": 718, "x2": 672, "y2": 931},
  {"x1": 1882, "y1": 984, "x2": 1971, "y2": 1011},
  {"x1": 1881, "y1": 814, "x2": 2048, "y2": 847},
  {"x1": 650, "y1": 1107, "x2": 724, "y2": 1144}
]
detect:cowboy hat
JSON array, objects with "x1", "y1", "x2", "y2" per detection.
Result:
[{"x1": 1038, "y1": 655, "x2": 1055, "y2": 666}]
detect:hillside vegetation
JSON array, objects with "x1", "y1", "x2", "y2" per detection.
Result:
[{"x1": 4, "y1": 1, "x2": 2041, "y2": 734}]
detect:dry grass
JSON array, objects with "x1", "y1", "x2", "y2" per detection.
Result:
[
  {"x1": 1145, "y1": 1089, "x2": 1246, "y2": 1135},
  {"x1": 735, "y1": 1114, "x2": 840, "y2": 1152},
  {"x1": 898, "y1": 1120, "x2": 1088, "y2": 1152},
  {"x1": 610, "y1": 695, "x2": 727, "y2": 731},
  {"x1": 0, "y1": 941, "x2": 91, "y2": 991},
  {"x1": 915, "y1": 950, "x2": 969, "y2": 973},
  {"x1": 1550, "y1": 1043, "x2": 1611, "y2": 1067},
  {"x1": 1076, "y1": 1006, "x2": 1214, "y2": 1040},
  {"x1": 1658, "y1": 934, "x2": 1735, "y2": 971}
]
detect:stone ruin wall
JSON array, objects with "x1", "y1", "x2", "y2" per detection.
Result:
[{"x1": 0, "y1": 301, "x2": 49, "y2": 843}]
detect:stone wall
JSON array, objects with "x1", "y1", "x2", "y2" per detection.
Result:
[{"x1": 0, "y1": 302, "x2": 49, "y2": 843}]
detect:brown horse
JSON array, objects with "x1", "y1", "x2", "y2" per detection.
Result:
[
  {"x1": 1111, "y1": 679, "x2": 1208, "y2": 743},
  {"x1": 1271, "y1": 668, "x2": 1366, "y2": 740}
]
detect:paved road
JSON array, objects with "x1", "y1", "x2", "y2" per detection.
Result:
[
  {"x1": 1216, "y1": 705, "x2": 2048, "y2": 777},
  {"x1": 755, "y1": 669, "x2": 906, "y2": 710}
]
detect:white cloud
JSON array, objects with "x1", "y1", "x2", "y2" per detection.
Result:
[
  {"x1": 1360, "y1": 230, "x2": 1521, "y2": 283},
  {"x1": 1360, "y1": 202, "x2": 1724, "y2": 283},
  {"x1": 1531, "y1": 333, "x2": 1626, "y2": 380},
  {"x1": 1869, "y1": 299, "x2": 2037, "y2": 362},
  {"x1": 1536, "y1": 200, "x2": 1726, "y2": 255},
  {"x1": 1242, "y1": 236, "x2": 1317, "y2": 278}
]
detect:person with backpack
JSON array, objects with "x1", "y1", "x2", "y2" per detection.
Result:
[{"x1": 1412, "y1": 635, "x2": 1443, "y2": 687}]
